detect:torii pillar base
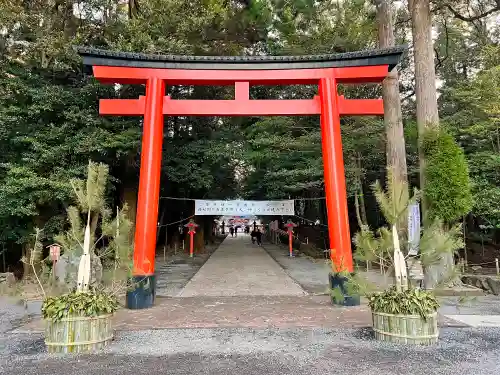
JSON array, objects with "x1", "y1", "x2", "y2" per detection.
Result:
[
  {"x1": 126, "y1": 275, "x2": 156, "y2": 310},
  {"x1": 329, "y1": 273, "x2": 361, "y2": 307}
]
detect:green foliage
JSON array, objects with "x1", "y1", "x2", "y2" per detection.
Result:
[
  {"x1": 422, "y1": 128, "x2": 473, "y2": 223},
  {"x1": 352, "y1": 168, "x2": 464, "y2": 289},
  {"x1": 443, "y1": 63, "x2": 500, "y2": 228},
  {"x1": 241, "y1": 116, "x2": 324, "y2": 198},
  {"x1": 329, "y1": 272, "x2": 366, "y2": 304},
  {"x1": 353, "y1": 169, "x2": 418, "y2": 265},
  {"x1": 372, "y1": 170, "x2": 417, "y2": 226},
  {"x1": 0, "y1": 0, "x2": 388, "y2": 260},
  {"x1": 0, "y1": 0, "x2": 495, "y2": 268},
  {"x1": 419, "y1": 219, "x2": 464, "y2": 271},
  {"x1": 21, "y1": 228, "x2": 44, "y2": 267},
  {"x1": 100, "y1": 204, "x2": 134, "y2": 278},
  {"x1": 436, "y1": 21, "x2": 498, "y2": 234},
  {"x1": 55, "y1": 162, "x2": 109, "y2": 256},
  {"x1": 42, "y1": 291, "x2": 119, "y2": 321},
  {"x1": 71, "y1": 161, "x2": 109, "y2": 215},
  {"x1": 55, "y1": 162, "x2": 133, "y2": 280},
  {"x1": 0, "y1": 60, "x2": 140, "y2": 250},
  {"x1": 368, "y1": 287, "x2": 439, "y2": 319},
  {"x1": 3, "y1": 162, "x2": 134, "y2": 300},
  {"x1": 241, "y1": 115, "x2": 386, "y2": 200},
  {"x1": 353, "y1": 226, "x2": 393, "y2": 265}
]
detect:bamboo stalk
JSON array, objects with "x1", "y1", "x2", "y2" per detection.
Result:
[
  {"x1": 372, "y1": 311, "x2": 438, "y2": 345},
  {"x1": 45, "y1": 314, "x2": 113, "y2": 353}
]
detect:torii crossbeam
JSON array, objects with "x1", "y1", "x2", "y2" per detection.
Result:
[{"x1": 78, "y1": 46, "x2": 405, "y2": 309}]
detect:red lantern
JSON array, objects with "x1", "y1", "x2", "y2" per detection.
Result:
[
  {"x1": 184, "y1": 219, "x2": 199, "y2": 258},
  {"x1": 284, "y1": 220, "x2": 297, "y2": 257}
]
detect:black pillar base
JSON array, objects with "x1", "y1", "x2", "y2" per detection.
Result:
[
  {"x1": 126, "y1": 275, "x2": 156, "y2": 309},
  {"x1": 329, "y1": 272, "x2": 360, "y2": 306}
]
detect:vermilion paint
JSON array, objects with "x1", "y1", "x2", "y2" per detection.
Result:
[
  {"x1": 319, "y1": 78, "x2": 354, "y2": 272},
  {"x1": 132, "y1": 77, "x2": 165, "y2": 276},
  {"x1": 184, "y1": 220, "x2": 199, "y2": 258},
  {"x1": 92, "y1": 65, "x2": 389, "y2": 85},
  {"x1": 99, "y1": 95, "x2": 383, "y2": 117},
  {"x1": 91, "y1": 65, "x2": 389, "y2": 276},
  {"x1": 189, "y1": 233, "x2": 194, "y2": 258},
  {"x1": 285, "y1": 221, "x2": 297, "y2": 258}
]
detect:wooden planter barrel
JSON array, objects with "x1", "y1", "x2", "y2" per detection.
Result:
[
  {"x1": 372, "y1": 311, "x2": 438, "y2": 345},
  {"x1": 44, "y1": 314, "x2": 113, "y2": 353}
]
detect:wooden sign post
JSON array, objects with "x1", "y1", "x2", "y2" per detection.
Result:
[{"x1": 48, "y1": 243, "x2": 61, "y2": 283}]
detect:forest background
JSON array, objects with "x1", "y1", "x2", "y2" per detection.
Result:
[{"x1": 0, "y1": 0, "x2": 499, "y2": 274}]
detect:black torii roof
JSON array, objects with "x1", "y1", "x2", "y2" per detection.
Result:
[{"x1": 76, "y1": 45, "x2": 406, "y2": 71}]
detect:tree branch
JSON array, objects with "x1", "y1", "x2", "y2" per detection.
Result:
[
  {"x1": 443, "y1": 1, "x2": 500, "y2": 22},
  {"x1": 402, "y1": 89, "x2": 415, "y2": 102},
  {"x1": 434, "y1": 17, "x2": 449, "y2": 70}
]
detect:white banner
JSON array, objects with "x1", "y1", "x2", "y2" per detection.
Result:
[
  {"x1": 195, "y1": 200, "x2": 294, "y2": 216},
  {"x1": 408, "y1": 203, "x2": 421, "y2": 256}
]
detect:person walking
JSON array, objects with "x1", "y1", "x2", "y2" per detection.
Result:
[
  {"x1": 229, "y1": 226, "x2": 234, "y2": 237},
  {"x1": 255, "y1": 228, "x2": 262, "y2": 246}
]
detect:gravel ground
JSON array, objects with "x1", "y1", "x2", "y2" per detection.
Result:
[
  {"x1": 0, "y1": 296, "x2": 41, "y2": 333},
  {"x1": 1, "y1": 239, "x2": 499, "y2": 374},
  {"x1": 1, "y1": 327, "x2": 499, "y2": 375}
]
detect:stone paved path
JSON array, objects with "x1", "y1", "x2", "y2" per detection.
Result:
[
  {"x1": 263, "y1": 242, "x2": 331, "y2": 294},
  {"x1": 11, "y1": 295, "x2": 373, "y2": 333},
  {"x1": 179, "y1": 235, "x2": 306, "y2": 297},
  {"x1": 154, "y1": 239, "x2": 220, "y2": 297}
]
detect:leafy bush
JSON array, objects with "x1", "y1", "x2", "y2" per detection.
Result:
[
  {"x1": 42, "y1": 291, "x2": 119, "y2": 321},
  {"x1": 422, "y1": 128, "x2": 473, "y2": 223},
  {"x1": 368, "y1": 287, "x2": 439, "y2": 319}
]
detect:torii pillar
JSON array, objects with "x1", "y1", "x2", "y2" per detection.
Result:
[{"x1": 77, "y1": 45, "x2": 405, "y2": 309}]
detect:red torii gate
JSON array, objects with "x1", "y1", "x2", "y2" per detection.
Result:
[{"x1": 78, "y1": 46, "x2": 404, "y2": 309}]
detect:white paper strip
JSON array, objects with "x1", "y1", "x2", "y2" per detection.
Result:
[
  {"x1": 195, "y1": 200, "x2": 294, "y2": 216},
  {"x1": 408, "y1": 202, "x2": 421, "y2": 256}
]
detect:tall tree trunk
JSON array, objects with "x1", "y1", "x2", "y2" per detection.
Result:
[
  {"x1": 24, "y1": 213, "x2": 49, "y2": 277},
  {"x1": 122, "y1": 182, "x2": 138, "y2": 244},
  {"x1": 408, "y1": 0, "x2": 440, "y2": 197},
  {"x1": 121, "y1": 153, "x2": 139, "y2": 240},
  {"x1": 354, "y1": 153, "x2": 368, "y2": 227},
  {"x1": 408, "y1": 0, "x2": 440, "y2": 129},
  {"x1": 128, "y1": 0, "x2": 139, "y2": 19},
  {"x1": 408, "y1": 0, "x2": 457, "y2": 288},
  {"x1": 374, "y1": 0, "x2": 408, "y2": 190},
  {"x1": 122, "y1": 185, "x2": 137, "y2": 226},
  {"x1": 358, "y1": 183, "x2": 368, "y2": 227}
]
